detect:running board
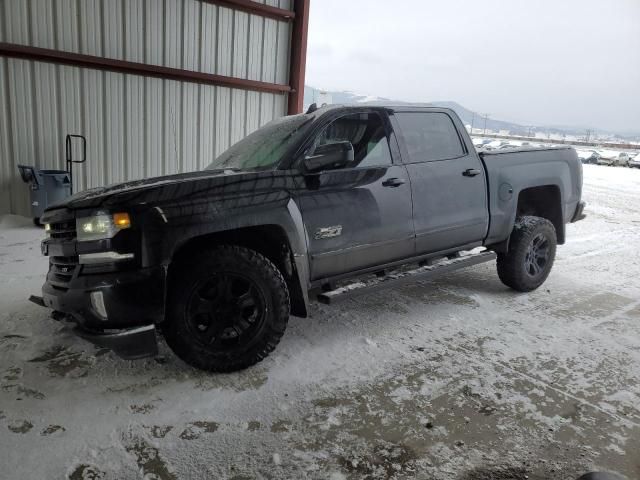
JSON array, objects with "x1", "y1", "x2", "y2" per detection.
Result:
[{"x1": 317, "y1": 251, "x2": 497, "y2": 305}]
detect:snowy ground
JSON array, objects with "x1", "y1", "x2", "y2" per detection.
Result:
[{"x1": 1, "y1": 164, "x2": 640, "y2": 480}]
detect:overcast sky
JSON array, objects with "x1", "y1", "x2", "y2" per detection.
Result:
[{"x1": 306, "y1": 0, "x2": 640, "y2": 133}]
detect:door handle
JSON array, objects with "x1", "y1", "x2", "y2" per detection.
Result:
[
  {"x1": 462, "y1": 168, "x2": 481, "y2": 177},
  {"x1": 382, "y1": 177, "x2": 406, "y2": 187}
]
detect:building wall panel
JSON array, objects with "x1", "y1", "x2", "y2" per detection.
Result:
[
  {"x1": 164, "y1": 0, "x2": 183, "y2": 70},
  {"x1": 215, "y1": 86, "x2": 231, "y2": 156},
  {"x1": 83, "y1": 69, "x2": 105, "y2": 189},
  {"x1": 0, "y1": 0, "x2": 293, "y2": 216},
  {"x1": 164, "y1": 79, "x2": 182, "y2": 174},
  {"x1": 7, "y1": 59, "x2": 35, "y2": 213},
  {"x1": 0, "y1": 0, "x2": 5, "y2": 42},
  {"x1": 230, "y1": 89, "x2": 247, "y2": 144},
  {"x1": 200, "y1": 3, "x2": 218, "y2": 74},
  {"x1": 4, "y1": 0, "x2": 30, "y2": 45},
  {"x1": 145, "y1": 76, "x2": 164, "y2": 179},
  {"x1": 216, "y1": 7, "x2": 234, "y2": 77},
  {"x1": 182, "y1": 82, "x2": 199, "y2": 173},
  {"x1": 33, "y1": 62, "x2": 60, "y2": 169},
  {"x1": 247, "y1": 15, "x2": 264, "y2": 82},
  {"x1": 55, "y1": 0, "x2": 80, "y2": 53},
  {"x1": 0, "y1": 58, "x2": 15, "y2": 212},
  {"x1": 126, "y1": 75, "x2": 145, "y2": 180},
  {"x1": 199, "y1": 85, "x2": 216, "y2": 169},
  {"x1": 145, "y1": 0, "x2": 164, "y2": 65},
  {"x1": 30, "y1": 0, "x2": 55, "y2": 49},
  {"x1": 80, "y1": 0, "x2": 103, "y2": 57},
  {"x1": 103, "y1": 0, "x2": 124, "y2": 59},
  {"x1": 262, "y1": 18, "x2": 277, "y2": 83},
  {"x1": 183, "y1": 1, "x2": 201, "y2": 71},
  {"x1": 105, "y1": 72, "x2": 125, "y2": 185},
  {"x1": 57, "y1": 65, "x2": 83, "y2": 191},
  {"x1": 126, "y1": 0, "x2": 145, "y2": 63}
]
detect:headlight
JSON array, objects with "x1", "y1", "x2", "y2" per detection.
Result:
[
  {"x1": 76, "y1": 212, "x2": 131, "y2": 241},
  {"x1": 44, "y1": 223, "x2": 51, "y2": 237}
]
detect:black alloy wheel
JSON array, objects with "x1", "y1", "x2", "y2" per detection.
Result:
[
  {"x1": 165, "y1": 245, "x2": 290, "y2": 372},
  {"x1": 185, "y1": 272, "x2": 267, "y2": 350}
]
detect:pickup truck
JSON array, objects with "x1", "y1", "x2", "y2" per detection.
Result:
[{"x1": 34, "y1": 104, "x2": 585, "y2": 372}]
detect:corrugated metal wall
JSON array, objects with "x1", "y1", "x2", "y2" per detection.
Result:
[{"x1": 0, "y1": 0, "x2": 292, "y2": 216}]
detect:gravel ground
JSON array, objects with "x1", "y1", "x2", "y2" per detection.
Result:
[{"x1": 1, "y1": 164, "x2": 639, "y2": 480}]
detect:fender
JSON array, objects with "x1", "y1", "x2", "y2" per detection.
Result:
[{"x1": 132, "y1": 178, "x2": 311, "y2": 317}]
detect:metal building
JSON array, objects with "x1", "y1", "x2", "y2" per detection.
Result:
[{"x1": 0, "y1": 0, "x2": 309, "y2": 216}]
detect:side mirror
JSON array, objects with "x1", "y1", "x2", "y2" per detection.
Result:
[{"x1": 304, "y1": 141, "x2": 354, "y2": 173}]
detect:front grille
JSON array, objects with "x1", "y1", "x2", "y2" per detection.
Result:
[
  {"x1": 50, "y1": 255, "x2": 79, "y2": 283},
  {"x1": 49, "y1": 220, "x2": 76, "y2": 240}
]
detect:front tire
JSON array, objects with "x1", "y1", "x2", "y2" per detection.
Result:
[
  {"x1": 164, "y1": 245, "x2": 290, "y2": 372},
  {"x1": 497, "y1": 216, "x2": 557, "y2": 292}
]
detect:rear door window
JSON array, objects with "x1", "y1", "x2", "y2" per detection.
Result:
[{"x1": 396, "y1": 112, "x2": 465, "y2": 163}]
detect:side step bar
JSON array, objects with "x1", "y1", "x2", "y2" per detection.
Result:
[{"x1": 317, "y1": 251, "x2": 497, "y2": 305}]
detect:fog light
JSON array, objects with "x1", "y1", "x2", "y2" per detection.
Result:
[
  {"x1": 79, "y1": 252, "x2": 135, "y2": 264},
  {"x1": 90, "y1": 291, "x2": 108, "y2": 320}
]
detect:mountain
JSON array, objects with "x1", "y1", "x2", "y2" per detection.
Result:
[{"x1": 303, "y1": 86, "x2": 609, "y2": 139}]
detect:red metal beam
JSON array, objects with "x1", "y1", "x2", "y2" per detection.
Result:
[
  {"x1": 0, "y1": 42, "x2": 291, "y2": 95},
  {"x1": 201, "y1": 0, "x2": 295, "y2": 22},
  {"x1": 287, "y1": 0, "x2": 310, "y2": 115}
]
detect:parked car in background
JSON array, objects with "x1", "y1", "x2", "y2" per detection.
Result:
[
  {"x1": 597, "y1": 150, "x2": 630, "y2": 167},
  {"x1": 576, "y1": 149, "x2": 601, "y2": 164},
  {"x1": 483, "y1": 140, "x2": 510, "y2": 150},
  {"x1": 502, "y1": 140, "x2": 531, "y2": 148},
  {"x1": 629, "y1": 153, "x2": 640, "y2": 168},
  {"x1": 472, "y1": 137, "x2": 486, "y2": 149},
  {"x1": 472, "y1": 138, "x2": 493, "y2": 150}
]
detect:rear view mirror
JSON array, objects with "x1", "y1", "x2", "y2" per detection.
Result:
[{"x1": 304, "y1": 141, "x2": 354, "y2": 172}]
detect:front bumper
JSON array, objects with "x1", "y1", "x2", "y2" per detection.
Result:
[{"x1": 39, "y1": 266, "x2": 165, "y2": 359}]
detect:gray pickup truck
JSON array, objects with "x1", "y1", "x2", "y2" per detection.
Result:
[{"x1": 34, "y1": 104, "x2": 585, "y2": 372}]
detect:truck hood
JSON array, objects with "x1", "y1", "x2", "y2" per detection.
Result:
[{"x1": 49, "y1": 169, "x2": 250, "y2": 210}]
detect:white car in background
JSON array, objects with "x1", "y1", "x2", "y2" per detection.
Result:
[
  {"x1": 483, "y1": 140, "x2": 510, "y2": 150},
  {"x1": 471, "y1": 138, "x2": 494, "y2": 150},
  {"x1": 576, "y1": 149, "x2": 601, "y2": 164},
  {"x1": 629, "y1": 152, "x2": 640, "y2": 169},
  {"x1": 597, "y1": 150, "x2": 630, "y2": 167},
  {"x1": 472, "y1": 137, "x2": 486, "y2": 149},
  {"x1": 499, "y1": 140, "x2": 531, "y2": 149}
]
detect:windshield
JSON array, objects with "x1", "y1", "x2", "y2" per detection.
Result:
[{"x1": 206, "y1": 114, "x2": 313, "y2": 171}]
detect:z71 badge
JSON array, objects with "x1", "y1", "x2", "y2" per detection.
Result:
[{"x1": 314, "y1": 225, "x2": 343, "y2": 239}]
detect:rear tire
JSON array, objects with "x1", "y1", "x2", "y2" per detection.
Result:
[
  {"x1": 164, "y1": 245, "x2": 290, "y2": 372},
  {"x1": 497, "y1": 216, "x2": 557, "y2": 292}
]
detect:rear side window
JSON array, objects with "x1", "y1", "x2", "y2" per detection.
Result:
[{"x1": 395, "y1": 112, "x2": 465, "y2": 162}]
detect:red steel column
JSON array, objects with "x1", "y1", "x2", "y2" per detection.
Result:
[{"x1": 287, "y1": 0, "x2": 310, "y2": 115}]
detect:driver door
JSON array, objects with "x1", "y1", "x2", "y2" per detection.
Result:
[{"x1": 294, "y1": 111, "x2": 415, "y2": 281}]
